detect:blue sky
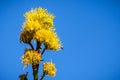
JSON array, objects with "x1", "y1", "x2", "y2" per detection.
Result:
[{"x1": 0, "y1": 0, "x2": 120, "y2": 80}]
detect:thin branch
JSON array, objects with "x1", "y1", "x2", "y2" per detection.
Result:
[
  {"x1": 36, "y1": 40, "x2": 41, "y2": 52},
  {"x1": 29, "y1": 42, "x2": 34, "y2": 50},
  {"x1": 41, "y1": 47, "x2": 46, "y2": 55},
  {"x1": 40, "y1": 71, "x2": 46, "y2": 80}
]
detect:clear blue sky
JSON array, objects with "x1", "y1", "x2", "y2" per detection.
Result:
[{"x1": 0, "y1": 0, "x2": 120, "y2": 80}]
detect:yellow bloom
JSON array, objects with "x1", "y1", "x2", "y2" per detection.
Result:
[
  {"x1": 23, "y1": 20, "x2": 41, "y2": 31},
  {"x1": 20, "y1": 7, "x2": 63, "y2": 50},
  {"x1": 22, "y1": 50, "x2": 42, "y2": 66},
  {"x1": 34, "y1": 29, "x2": 62, "y2": 50},
  {"x1": 43, "y1": 62, "x2": 56, "y2": 77},
  {"x1": 20, "y1": 31, "x2": 34, "y2": 43},
  {"x1": 23, "y1": 7, "x2": 55, "y2": 32}
]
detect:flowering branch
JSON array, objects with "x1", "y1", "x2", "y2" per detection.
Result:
[{"x1": 19, "y1": 7, "x2": 62, "y2": 80}]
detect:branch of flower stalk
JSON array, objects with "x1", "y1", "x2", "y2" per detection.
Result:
[
  {"x1": 36, "y1": 40, "x2": 41, "y2": 52},
  {"x1": 41, "y1": 47, "x2": 46, "y2": 56},
  {"x1": 40, "y1": 71, "x2": 46, "y2": 80},
  {"x1": 29, "y1": 42, "x2": 34, "y2": 50}
]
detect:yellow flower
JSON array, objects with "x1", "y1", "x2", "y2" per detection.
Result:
[
  {"x1": 23, "y1": 20, "x2": 41, "y2": 31},
  {"x1": 20, "y1": 7, "x2": 63, "y2": 50},
  {"x1": 34, "y1": 29, "x2": 62, "y2": 50},
  {"x1": 23, "y1": 7, "x2": 55, "y2": 32},
  {"x1": 43, "y1": 62, "x2": 56, "y2": 77},
  {"x1": 22, "y1": 50, "x2": 42, "y2": 66},
  {"x1": 20, "y1": 31, "x2": 34, "y2": 43}
]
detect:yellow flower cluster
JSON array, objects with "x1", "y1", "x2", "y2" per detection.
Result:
[
  {"x1": 34, "y1": 29, "x2": 62, "y2": 50},
  {"x1": 22, "y1": 50, "x2": 42, "y2": 66},
  {"x1": 43, "y1": 62, "x2": 56, "y2": 77},
  {"x1": 20, "y1": 7, "x2": 62, "y2": 50},
  {"x1": 23, "y1": 8, "x2": 54, "y2": 31}
]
